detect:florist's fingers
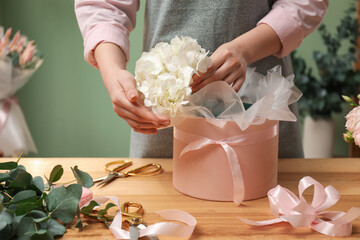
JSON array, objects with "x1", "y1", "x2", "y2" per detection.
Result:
[
  {"x1": 122, "y1": 116, "x2": 160, "y2": 130},
  {"x1": 113, "y1": 94, "x2": 166, "y2": 124},
  {"x1": 118, "y1": 72, "x2": 138, "y2": 102},
  {"x1": 192, "y1": 51, "x2": 224, "y2": 85},
  {"x1": 232, "y1": 78, "x2": 245, "y2": 92},
  {"x1": 133, "y1": 127, "x2": 158, "y2": 135},
  {"x1": 192, "y1": 61, "x2": 236, "y2": 92},
  {"x1": 114, "y1": 105, "x2": 159, "y2": 126}
]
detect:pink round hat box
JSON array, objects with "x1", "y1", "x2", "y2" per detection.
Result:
[{"x1": 173, "y1": 118, "x2": 279, "y2": 202}]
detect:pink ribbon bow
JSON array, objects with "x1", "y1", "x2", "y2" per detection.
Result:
[
  {"x1": 82, "y1": 196, "x2": 197, "y2": 239},
  {"x1": 0, "y1": 96, "x2": 18, "y2": 133},
  {"x1": 174, "y1": 123, "x2": 278, "y2": 205},
  {"x1": 241, "y1": 176, "x2": 360, "y2": 237}
]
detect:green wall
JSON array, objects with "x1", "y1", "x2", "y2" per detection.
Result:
[
  {"x1": 0, "y1": 0, "x2": 353, "y2": 157},
  {"x1": 0, "y1": 0, "x2": 145, "y2": 157}
]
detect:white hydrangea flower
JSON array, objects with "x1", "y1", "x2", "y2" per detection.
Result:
[{"x1": 135, "y1": 36, "x2": 212, "y2": 118}]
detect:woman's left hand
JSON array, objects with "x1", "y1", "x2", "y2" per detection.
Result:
[{"x1": 191, "y1": 41, "x2": 248, "y2": 93}]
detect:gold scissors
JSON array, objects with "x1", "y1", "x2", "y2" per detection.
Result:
[
  {"x1": 94, "y1": 160, "x2": 162, "y2": 186},
  {"x1": 121, "y1": 202, "x2": 158, "y2": 240}
]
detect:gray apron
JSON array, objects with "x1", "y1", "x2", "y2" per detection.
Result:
[{"x1": 129, "y1": 0, "x2": 304, "y2": 158}]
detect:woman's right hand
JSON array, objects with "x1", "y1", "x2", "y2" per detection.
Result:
[{"x1": 94, "y1": 43, "x2": 170, "y2": 134}]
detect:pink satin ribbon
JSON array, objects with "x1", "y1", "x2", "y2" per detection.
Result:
[
  {"x1": 81, "y1": 196, "x2": 197, "y2": 239},
  {"x1": 0, "y1": 96, "x2": 18, "y2": 133},
  {"x1": 241, "y1": 176, "x2": 360, "y2": 237},
  {"x1": 174, "y1": 124, "x2": 278, "y2": 205}
]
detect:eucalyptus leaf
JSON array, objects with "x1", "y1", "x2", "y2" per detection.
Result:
[
  {"x1": 17, "y1": 216, "x2": 37, "y2": 240},
  {"x1": 0, "y1": 172, "x2": 11, "y2": 182},
  {"x1": 11, "y1": 190, "x2": 37, "y2": 205},
  {"x1": 45, "y1": 218, "x2": 65, "y2": 237},
  {"x1": 30, "y1": 230, "x2": 53, "y2": 240},
  {"x1": 45, "y1": 184, "x2": 82, "y2": 224},
  {"x1": 0, "y1": 162, "x2": 17, "y2": 170},
  {"x1": 29, "y1": 210, "x2": 50, "y2": 223},
  {"x1": 31, "y1": 176, "x2": 45, "y2": 193},
  {"x1": 9, "y1": 172, "x2": 33, "y2": 188},
  {"x1": 48, "y1": 165, "x2": 63, "y2": 184},
  {"x1": 71, "y1": 166, "x2": 93, "y2": 188},
  {"x1": 0, "y1": 194, "x2": 3, "y2": 212},
  {"x1": 0, "y1": 224, "x2": 11, "y2": 240},
  {"x1": 15, "y1": 201, "x2": 41, "y2": 216},
  {"x1": 0, "y1": 208, "x2": 13, "y2": 225}
]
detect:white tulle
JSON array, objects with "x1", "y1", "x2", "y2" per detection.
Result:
[{"x1": 171, "y1": 65, "x2": 302, "y2": 130}]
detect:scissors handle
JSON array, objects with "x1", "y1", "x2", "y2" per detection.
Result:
[
  {"x1": 121, "y1": 202, "x2": 143, "y2": 225},
  {"x1": 125, "y1": 163, "x2": 162, "y2": 176},
  {"x1": 105, "y1": 160, "x2": 132, "y2": 172}
]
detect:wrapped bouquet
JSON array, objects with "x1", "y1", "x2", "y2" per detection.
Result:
[
  {"x1": 0, "y1": 27, "x2": 43, "y2": 156},
  {"x1": 135, "y1": 36, "x2": 302, "y2": 205}
]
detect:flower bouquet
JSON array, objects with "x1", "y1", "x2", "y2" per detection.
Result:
[
  {"x1": 135, "y1": 36, "x2": 302, "y2": 205},
  {"x1": 343, "y1": 95, "x2": 360, "y2": 146},
  {"x1": 0, "y1": 27, "x2": 43, "y2": 156}
]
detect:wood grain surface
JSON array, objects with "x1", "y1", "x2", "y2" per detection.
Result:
[{"x1": 2, "y1": 157, "x2": 360, "y2": 239}]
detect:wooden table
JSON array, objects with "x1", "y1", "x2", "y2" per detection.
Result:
[{"x1": 3, "y1": 157, "x2": 360, "y2": 239}]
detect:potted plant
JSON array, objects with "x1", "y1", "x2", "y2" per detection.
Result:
[{"x1": 292, "y1": 4, "x2": 360, "y2": 158}]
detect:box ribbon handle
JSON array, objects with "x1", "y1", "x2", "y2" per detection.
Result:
[{"x1": 174, "y1": 123, "x2": 278, "y2": 205}]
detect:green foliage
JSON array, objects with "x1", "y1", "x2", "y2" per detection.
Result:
[
  {"x1": 0, "y1": 158, "x2": 93, "y2": 239},
  {"x1": 292, "y1": 4, "x2": 360, "y2": 119},
  {"x1": 80, "y1": 200, "x2": 117, "y2": 227}
]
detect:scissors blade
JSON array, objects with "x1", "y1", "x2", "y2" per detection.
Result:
[
  {"x1": 96, "y1": 173, "x2": 117, "y2": 186},
  {"x1": 129, "y1": 225, "x2": 140, "y2": 240}
]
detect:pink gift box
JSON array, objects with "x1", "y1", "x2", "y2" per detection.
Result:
[{"x1": 173, "y1": 118, "x2": 279, "y2": 204}]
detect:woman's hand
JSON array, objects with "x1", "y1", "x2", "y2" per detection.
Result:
[
  {"x1": 191, "y1": 24, "x2": 282, "y2": 93},
  {"x1": 191, "y1": 41, "x2": 248, "y2": 93},
  {"x1": 95, "y1": 43, "x2": 170, "y2": 134}
]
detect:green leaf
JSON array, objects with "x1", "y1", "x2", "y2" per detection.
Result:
[
  {"x1": 0, "y1": 161, "x2": 17, "y2": 170},
  {"x1": 45, "y1": 184, "x2": 82, "y2": 224},
  {"x1": 0, "y1": 172, "x2": 11, "y2": 182},
  {"x1": 71, "y1": 166, "x2": 93, "y2": 188},
  {"x1": 9, "y1": 166, "x2": 26, "y2": 180},
  {"x1": 98, "y1": 203, "x2": 116, "y2": 217},
  {"x1": 0, "y1": 221, "x2": 7, "y2": 231},
  {"x1": 48, "y1": 165, "x2": 63, "y2": 184},
  {"x1": 0, "y1": 208, "x2": 13, "y2": 225},
  {"x1": 0, "y1": 224, "x2": 11, "y2": 240},
  {"x1": 17, "y1": 216, "x2": 37, "y2": 240},
  {"x1": 80, "y1": 200, "x2": 99, "y2": 216},
  {"x1": 29, "y1": 210, "x2": 50, "y2": 223},
  {"x1": 31, "y1": 176, "x2": 45, "y2": 193},
  {"x1": 74, "y1": 208, "x2": 83, "y2": 228},
  {"x1": 11, "y1": 190, "x2": 37, "y2": 204},
  {"x1": 30, "y1": 230, "x2": 54, "y2": 240},
  {"x1": 9, "y1": 172, "x2": 33, "y2": 188},
  {"x1": 46, "y1": 218, "x2": 65, "y2": 237},
  {"x1": 15, "y1": 201, "x2": 41, "y2": 216},
  {"x1": 0, "y1": 194, "x2": 3, "y2": 211}
]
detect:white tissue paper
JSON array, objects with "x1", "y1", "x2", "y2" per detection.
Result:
[{"x1": 0, "y1": 57, "x2": 42, "y2": 156}]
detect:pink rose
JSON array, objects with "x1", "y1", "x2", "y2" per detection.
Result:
[
  {"x1": 79, "y1": 187, "x2": 93, "y2": 208},
  {"x1": 345, "y1": 106, "x2": 360, "y2": 132},
  {"x1": 353, "y1": 131, "x2": 360, "y2": 147}
]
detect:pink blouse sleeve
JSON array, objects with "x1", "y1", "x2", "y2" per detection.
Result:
[
  {"x1": 258, "y1": 0, "x2": 329, "y2": 58},
  {"x1": 74, "y1": 0, "x2": 139, "y2": 68}
]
